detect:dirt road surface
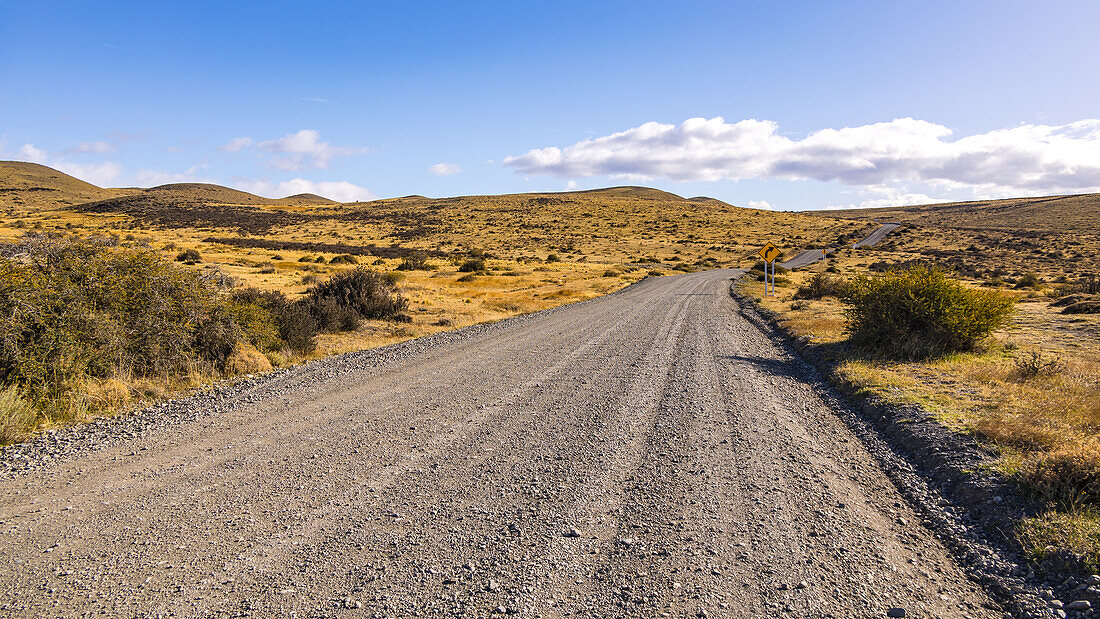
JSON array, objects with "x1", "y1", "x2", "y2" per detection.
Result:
[{"x1": 0, "y1": 270, "x2": 997, "y2": 618}]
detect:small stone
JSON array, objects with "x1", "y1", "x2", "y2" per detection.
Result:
[
  {"x1": 1065, "y1": 600, "x2": 1091, "y2": 611},
  {"x1": 487, "y1": 579, "x2": 501, "y2": 592},
  {"x1": 796, "y1": 581, "x2": 809, "y2": 589},
  {"x1": 564, "y1": 528, "x2": 582, "y2": 538},
  {"x1": 887, "y1": 608, "x2": 906, "y2": 618},
  {"x1": 1089, "y1": 574, "x2": 1100, "y2": 585}
]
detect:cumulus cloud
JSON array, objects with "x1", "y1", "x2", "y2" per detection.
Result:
[
  {"x1": 131, "y1": 166, "x2": 211, "y2": 186},
  {"x1": 256, "y1": 130, "x2": 367, "y2": 170},
  {"x1": 14, "y1": 143, "x2": 121, "y2": 186},
  {"x1": 747, "y1": 200, "x2": 774, "y2": 210},
  {"x1": 219, "y1": 137, "x2": 253, "y2": 152},
  {"x1": 18, "y1": 143, "x2": 48, "y2": 163},
  {"x1": 428, "y1": 162, "x2": 462, "y2": 176},
  {"x1": 504, "y1": 117, "x2": 1100, "y2": 196},
  {"x1": 232, "y1": 178, "x2": 377, "y2": 203}
]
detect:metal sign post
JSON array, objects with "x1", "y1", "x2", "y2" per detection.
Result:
[{"x1": 758, "y1": 242, "x2": 780, "y2": 296}]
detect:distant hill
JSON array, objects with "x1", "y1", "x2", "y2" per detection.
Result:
[
  {"x1": 0, "y1": 162, "x2": 342, "y2": 210},
  {"x1": 277, "y1": 193, "x2": 338, "y2": 206},
  {"x1": 813, "y1": 193, "x2": 1100, "y2": 233},
  {"x1": 0, "y1": 161, "x2": 133, "y2": 208}
]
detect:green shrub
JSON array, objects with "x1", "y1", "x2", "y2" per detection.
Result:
[
  {"x1": 459, "y1": 258, "x2": 486, "y2": 273},
  {"x1": 843, "y1": 265, "x2": 1015, "y2": 359},
  {"x1": 396, "y1": 252, "x2": 429, "y2": 271},
  {"x1": 0, "y1": 235, "x2": 274, "y2": 438},
  {"x1": 175, "y1": 248, "x2": 201, "y2": 263},
  {"x1": 231, "y1": 287, "x2": 317, "y2": 353},
  {"x1": 794, "y1": 273, "x2": 850, "y2": 299},
  {"x1": 303, "y1": 268, "x2": 408, "y2": 331},
  {"x1": 329, "y1": 254, "x2": 358, "y2": 265}
]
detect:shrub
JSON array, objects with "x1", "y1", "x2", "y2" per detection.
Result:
[
  {"x1": 175, "y1": 248, "x2": 201, "y2": 263},
  {"x1": 459, "y1": 258, "x2": 486, "y2": 273},
  {"x1": 231, "y1": 287, "x2": 317, "y2": 353},
  {"x1": 396, "y1": 252, "x2": 429, "y2": 271},
  {"x1": 329, "y1": 254, "x2": 358, "y2": 265},
  {"x1": 1014, "y1": 350, "x2": 1066, "y2": 379},
  {"x1": 794, "y1": 273, "x2": 850, "y2": 300},
  {"x1": 1015, "y1": 272, "x2": 1042, "y2": 289},
  {"x1": 303, "y1": 268, "x2": 408, "y2": 331},
  {"x1": 843, "y1": 265, "x2": 1015, "y2": 359},
  {"x1": 0, "y1": 235, "x2": 278, "y2": 439},
  {"x1": 546, "y1": 254, "x2": 560, "y2": 263},
  {"x1": 299, "y1": 255, "x2": 314, "y2": 262}
]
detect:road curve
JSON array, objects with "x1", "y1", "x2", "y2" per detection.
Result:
[
  {"x1": 854, "y1": 223, "x2": 902, "y2": 248},
  {"x1": 0, "y1": 270, "x2": 995, "y2": 617}
]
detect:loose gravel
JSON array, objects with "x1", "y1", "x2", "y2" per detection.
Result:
[{"x1": 0, "y1": 270, "x2": 1012, "y2": 617}]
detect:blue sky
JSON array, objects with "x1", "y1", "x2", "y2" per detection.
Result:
[{"x1": 2, "y1": 0, "x2": 1099, "y2": 209}]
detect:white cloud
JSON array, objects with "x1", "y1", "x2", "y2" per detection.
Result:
[
  {"x1": 255, "y1": 129, "x2": 367, "y2": 170},
  {"x1": 18, "y1": 143, "x2": 49, "y2": 163},
  {"x1": 428, "y1": 162, "x2": 462, "y2": 176},
  {"x1": 65, "y1": 140, "x2": 117, "y2": 155},
  {"x1": 504, "y1": 117, "x2": 1100, "y2": 196},
  {"x1": 131, "y1": 166, "x2": 211, "y2": 186},
  {"x1": 219, "y1": 137, "x2": 253, "y2": 152},
  {"x1": 232, "y1": 178, "x2": 377, "y2": 203},
  {"x1": 565, "y1": 180, "x2": 579, "y2": 190},
  {"x1": 14, "y1": 143, "x2": 121, "y2": 186},
  {"x1": 53, "y1": 161, "x2": 123, "y2": 186},
  {"x1": 747, "y1": 200, "x2": 774, "y2": 210}
]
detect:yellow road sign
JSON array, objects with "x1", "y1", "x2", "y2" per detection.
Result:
[{"x1": 758, "y1": 242, "x2": 780, "y2": 263}]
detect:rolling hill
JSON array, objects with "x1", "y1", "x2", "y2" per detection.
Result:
[{"x1": 814, "y1": 193, "x2": 1100, "y2": 233}]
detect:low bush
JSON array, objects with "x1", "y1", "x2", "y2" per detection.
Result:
[
  {"x1": 329, "y1": 254, "x2": 358, "y2": 265},
  {"x1": 794, "y1": 273, "x2": 850, "y2": 300},
  {"x1": 302, "y1": 268, "x2": 408, "y2": 331},
  {"x1": 843, "y1": 265, "x2": 1015, "y2": 359},
  {"x1": 175, "y1": 248, "x2": 201, "y2": 263},
  {"x1": 396, "y1": 251, "x2": 429, "y2": 271},
  {"x1": 459, "y1": 257, "x2": 486, "y2": 273}
]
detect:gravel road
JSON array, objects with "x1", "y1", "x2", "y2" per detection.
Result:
[{"x1": 0, "y1": 269, "x2": 999, "y2": 618}]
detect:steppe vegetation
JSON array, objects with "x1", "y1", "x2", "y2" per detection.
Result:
[
  {"x1": 0, "y1": 234, "x2": 408, "y2": 441},
  {"x1": 741, "y1": 192, "x2": 1100, "y2": 568}
]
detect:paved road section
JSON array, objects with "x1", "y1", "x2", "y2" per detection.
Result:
[
  {"x1": 778, "y1": 249, "x2": 828, "y2": 270},
  {"x1": 0, "y1": 270, "x2": 996, "y2": 617},
  {"x1": 853, "y1": 223, "x2": 902, "y2": 248}
]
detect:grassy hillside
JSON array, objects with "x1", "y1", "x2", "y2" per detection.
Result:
[
  {"x1": 818, "y1": 193, "x2": 1100, "y2": 232},
  {"x1": 0, "y1": 161, "x2": 133, "y2": 209},
  {"x1": 809, "y1": 195, "x2": 1100, "y2": 284}
]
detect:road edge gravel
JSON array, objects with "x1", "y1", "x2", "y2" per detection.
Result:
[{"x1": 729, "y1": 276, "x2": 1097, "y2": 618}]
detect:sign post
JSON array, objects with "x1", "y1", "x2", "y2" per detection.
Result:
[{"x1": 758, "y1": 242, "x2": 780, "y2": 296}]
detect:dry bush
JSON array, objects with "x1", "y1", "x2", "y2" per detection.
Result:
[
  {"x1": 1014, "y1": 350, "x2": 1066, "y2": 379},
  {"x1": 794, "y1": 273, "x2": 850, "y2": 300},
  {"x1": 225, "y1": 344, "x2": 273, "y2": 375}
]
